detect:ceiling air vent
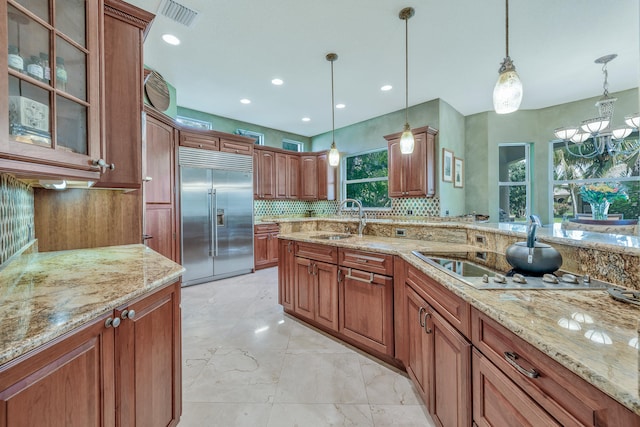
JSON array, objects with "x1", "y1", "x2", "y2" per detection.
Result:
[{"x1": 157, "y1": 0, "x2": 199, "y2": 27}]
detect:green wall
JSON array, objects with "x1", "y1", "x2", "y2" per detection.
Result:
[{"x1": 177, "y1": 106, "x2": 311, "y2": 151}]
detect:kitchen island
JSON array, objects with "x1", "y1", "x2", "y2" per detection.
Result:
[
  {"x1": 0, "y1": 243, "x2": 185, "y2": 426},
  {"x1": 277, "y1": 226, "x2": 640, "y2": 426}
]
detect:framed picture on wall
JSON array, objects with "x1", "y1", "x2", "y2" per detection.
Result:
[
  {"x1": 442, "y1": 148, "x2": 454, "y2": 182},
  {"x1": 454, "y1": 157, "x2": 464, "y2": 188}
]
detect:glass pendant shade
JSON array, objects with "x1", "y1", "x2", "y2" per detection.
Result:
[
  {"x1": 625, "y1": 113, "x2": 640, "y2": 128},
  {"x1": 493, "y1": 68, "x2": 523, "y2": 114},
  {"x1": 399, "y1": 124, "x2": 415, "y2": 154},
  {"x1": 580, "y1": 117, "x2": 610, "y2": 134},
  {"x1": 328, "y1": 141, "x2": 340, "y2": 167},
  {"x1": 570, "y1": 132, "x2": 590, "y2": 144},
  {"x1": 554, "y1": 126, "x2": 579, "y2": 141},
  {"x1": 611, "y1": 127, "x2": 632, "y2": 140}
]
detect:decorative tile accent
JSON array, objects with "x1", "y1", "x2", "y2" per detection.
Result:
[{"x1": 0, "y1": 173, "x2": 34, "y2": 266}]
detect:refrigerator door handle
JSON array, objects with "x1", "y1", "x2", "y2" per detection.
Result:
[
  {"x1": 212, "y1": 189, "x2": 219, "y2": 257},
  {"x1": 207, "y1": 189, "x2": 214, "y2": 257}
]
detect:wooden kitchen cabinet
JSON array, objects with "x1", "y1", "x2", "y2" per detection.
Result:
[
  {"x1": 299, "y1": 154, "x2": 318, "y2": 199},
  {"x1": 278, "y1": 239, "x2": 295, "y2": 310},
  {"x1": 179, "y1": 130, "x2": 219, "y2": 151},
  {"x1": 0, "y1": 0, "x2": 102, "y2": 180},
  {"x1": 254, "y1": 147, "x2": 276, "y2": 199},
  {"x1": 293, "y1": 242, "x2": 339, "y2": 331},
  {"x1": 338, "y1": 248, "x2": 394, "y2": 356},
  {"x1": 96, "y1": 0, "x2": 153, "y2": 189},
  {"x1": 385, "y1": 126, "x2": 438, "y2": 198},
  {"x1": 398, "y1": 260, "x2": 471, "y2": 427},
  {"x1": 275, "y1": 152, "x2": 300, "y2": 199},
  {"x1": 317, "y1": 152, "x2": 336, "y2": 200},
  {"x1": 0, "y1": 280, "x2": 181, "y2": 427},
  {"x1": 144, "y1": 109, "x2": 178, "y2": 262},
  {"x1": 254, "y1": 223, "x2": 279, "y2": 269}
]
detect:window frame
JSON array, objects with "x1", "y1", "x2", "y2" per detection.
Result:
[
  {"x1": 235, "y1": 129, "x2": 265, "y2": 145},
  {"x1": 341, "y1": 147, "x2": 391, "y2": 211},
  {"x1": 176, "y1": 116, "x2": 212, "y2": 130},
  {"x1": 282, "y1": 138, "x2": 303, "y2": 152},
  {"x1": 497, "y1": 142, "x2": 531, "y2": 223}
]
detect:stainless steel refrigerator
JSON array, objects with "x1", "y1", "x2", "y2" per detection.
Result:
[{"x1": 179, "y1": 147, "x2": 254, "y2": 286}]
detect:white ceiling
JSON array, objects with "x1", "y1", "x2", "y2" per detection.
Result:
[{"x1": 127, "y1": 0, "x2": 639, "y2": 137}]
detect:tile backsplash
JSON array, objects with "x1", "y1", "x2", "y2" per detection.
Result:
[
  {"x1": 0, "y1": 173, "x2": 34, "y2": 266},
  {"x1": 254, "y1": 197, "x2": 440, "y2": 220}
]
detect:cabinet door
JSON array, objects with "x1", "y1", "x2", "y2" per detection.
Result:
[
  {"x1": 179, "y1": 131, "x2": 219, "y2": 150},
  {"x1": 316, "y1": 153, "x2": 335, "y2": 200},
  {"x1": 430, "y1": 310, "x2": 471, "y2": 427},
  {"x1": 338, "y1": 267, "x2": 394, "y2": 355},
  {"x1": 294, "y1": 257, "x2": 315, "y2": 321},
  {"x1": 254, "y1": 232, "x2": 270, "y2": 268},
  {"x1": 115, "y1": 281, "x2": 181, "y2": 427},
  {"x1": 299, "y1": 155, "x2": 318, "y2": 199},
  {"x1": 145, "y1": 115, "x2": 174, "y2": 204},
  {"x1": 267, "y1": 232, "x2": 280, "y2": 264},
  {"x1": 275, "y1": 152, "x2": 287, "y2": 199},
  {"x1": 404, "y1": 284, "x2": 430, "y2": 400},
  {"x1": 314, "y1": 260, "x2": 339, "y2": 331},
  {"x1": 286, "y1": 154, "x2": 300, "y2": 199},
  {"x1": 97, "y1": 1, "x2": 152, "y2": 189},
  {"x1": 1, "y1": 0, "x2": 101, "y2": 180},
  {"x1": 387, "y1": 138, "x2": 405, "y2": 197},
  {"x1": 145, "y1": 205, "x2": 175, "y2": 261},
  {"x1": 472, "y1": 349, "x2": 560, "y2": 427},
  {"x1": 278, "y1": 239, "x2": 295, "y2": 310},
  {"x1": 259, "y1": 150, "x2": 276, "y2": 199},
  {"x1": 220, "y1": 138, "x2": 253, "y2": 155},
  {"x1": 253, "y1": 150, "x2": 260, "y2": 198},
  {"x1": 0, "y1": 314, "x2": 115, "y2": 427},
  {"x1": 404, "y1": 133, "x2": 426, "y2": 196}
]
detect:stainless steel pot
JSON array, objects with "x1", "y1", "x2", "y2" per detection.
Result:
[{"x1": 505, "y1": 242, "x2": 562, "y2": 274}]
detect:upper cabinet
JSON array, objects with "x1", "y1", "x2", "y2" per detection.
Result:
[
  {"x1": 0, "y1": 0, "x2": 102, "y2": 180},
  {"x1": 385, "y1": 126, "x2": 438, "y2": 198},
  {"x1": 178, "y1": 128, "x2": 253, "y2": 155},
  {"x1": 96, "y1": 0, "x2": 153, "y2": 189}
]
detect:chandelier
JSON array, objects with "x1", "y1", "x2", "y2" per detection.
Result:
[{"x1": 553, "y1": 54, "x2": 640, "y2": 159}]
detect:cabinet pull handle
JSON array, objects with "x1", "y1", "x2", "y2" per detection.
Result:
[
  {"x1": 337, "y1": 269, "x2": 342, "y2": 282},
  {"x1": 344, "y1": 268, "x2": 374, "y2": 284},
  {"x1": 313, "y1": 263, "x2": 318, "y2": 276},
  {"x1": 418, "y1": 307, "x2": 426, "y2": 327},
  {"x1": 307, "y1": 263, "x2": 312, "y2": 275},
  {"x1": 424, "y1": 313, "x2": 432, "y2": 334},
  {"x1": 504, "y1": 352, "x2": 540, "y2": 379},
  {"x1": 287, "y1": 241, "x2": 293, "y2": 253},
  {"x1": 105, "y1": 317, "x2": 121, "y2": 328},
  {"x1": 121, "y1": 309, "x2": 136, "y2": 320}
]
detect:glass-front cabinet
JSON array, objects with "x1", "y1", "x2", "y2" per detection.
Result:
[{"x1": 0, "y1": 0, "x2": 101, "y2": 179}]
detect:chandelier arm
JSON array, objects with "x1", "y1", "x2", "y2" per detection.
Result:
[{"x1": 563, "y1": 140, "x2": 599, "y2": 159}]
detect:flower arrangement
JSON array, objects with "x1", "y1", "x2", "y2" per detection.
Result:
[{"x1": 579, "y1": 183, "x2": 628, "y2": 204}]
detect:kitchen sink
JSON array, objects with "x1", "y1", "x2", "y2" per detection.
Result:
[{"x1": 313, "y1": 234, "x2": 353, "y2": 240}]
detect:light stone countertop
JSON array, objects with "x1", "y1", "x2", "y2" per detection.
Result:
[
  {"x1": 279, "y1": 231, "x2": 640, "y2": 416},
  {"x1": 0, "y1": 244, "x2": 185, "y2": 366}
]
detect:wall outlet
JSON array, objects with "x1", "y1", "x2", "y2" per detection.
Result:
[
  {"x1": 475, "y1": 235, "x2": 486, "y2": 244},
  {"x1": 395, "y1": 228, "x2": 406, "y2": 237}
]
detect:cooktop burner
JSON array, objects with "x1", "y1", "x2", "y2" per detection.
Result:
[
  {"x1": 412, "y1": 251, "x2": 610, "y2": 290},
  {"x1": 608, "y1": 287, "x2": 640, "y2": 306}
]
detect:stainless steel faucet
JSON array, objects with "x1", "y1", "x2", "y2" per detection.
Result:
[
  {"x1": 526, "y1": 214, "x2": 542, "y2": 263},
  {"x1": 338, "y1": 198, "x2": 367, "y2": 237}
]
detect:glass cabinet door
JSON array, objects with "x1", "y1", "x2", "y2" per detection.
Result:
[{"x1": 2, "y1": 0, "x2": 100, "y2": 176}]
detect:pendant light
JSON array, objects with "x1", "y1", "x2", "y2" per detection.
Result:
[
  {"x1": 399, "y1": 7, "x2": 415, "y2": 154},
  {"x1": 493, "y1": 0, "x2": 523, "y2": 114},
  {"x1": 327, "y1": 53, "x2": 340, "y2": 167}
]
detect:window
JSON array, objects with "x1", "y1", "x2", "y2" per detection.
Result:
[
  {"x1": 342, "y1": 148, "x2": 390, "y2": 209},
  {"x1": 550, "y1": 135, "x2": 639, "y2": 222},
  {"x1": 498, "y1": 143, "x2": 531, "y2": 223},
  {"x1": 176, "y1": 116, "x2": 212, "y2": 130},
  {"x1": 235, "y1": 129, "x2": 264, "y2": 145},
  {"x1": 282, "y1": 139, "x2": 303, "y2": 152}
]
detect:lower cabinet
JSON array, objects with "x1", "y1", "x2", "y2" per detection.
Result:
[
  {"x1": 254, "y1": 223, "x2": 279, "y2": 270},
  {"x1": 294, "y1": 255, "x2": 339, "y2": 331},
  {"x1": 0, "y1": 280, "x2": 182, "y2": 427},
  {"x1": 278, "y1": 239, "x2": 295, "y2": 310}
]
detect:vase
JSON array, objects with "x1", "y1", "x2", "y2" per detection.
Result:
[{"x1": 590, "y1": 200, "x2": 610, "y2": 220}]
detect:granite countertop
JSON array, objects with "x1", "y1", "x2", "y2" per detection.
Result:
[
  {"x1": 279, "y1": 231, "x2": 640, "y2": 416},
  {"x1": 0, "y1": 244, "x2": 185, "y2": 366}
]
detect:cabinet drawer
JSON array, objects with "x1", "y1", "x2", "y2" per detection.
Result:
[
  {"x1": 254, "y1": 223, "x2": 279, "y2": 234},
  {"x1": 471, "y1": 308, "x2": 635, "y2": 426},
  {"x1": 220, "y1": 138, "x2": 254, "y2": 156},
  {"x1": 406, "y1": 264, "x2": 470, "y2": 337},
  {"x1": 339, "y1": 248, "x2": 393, "y2": 275},
  {"x1": 180, "y1": 132, "x2": 219, "y2": 150},
  {"x1": 295, "y1": 242, "x2": 337, "y2": 264}
]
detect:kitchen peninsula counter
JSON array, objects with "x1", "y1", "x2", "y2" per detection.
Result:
[
  {"x1": 278, "y1": 230, "x2": 640, "y2": 416},
  {"x1": 0, "y1": 244, "x2": 185, "y2": 366}
]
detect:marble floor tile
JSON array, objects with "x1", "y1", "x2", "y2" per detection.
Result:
[{"x1": 180, "y1": 267, "x2": 434, "y2": 425}]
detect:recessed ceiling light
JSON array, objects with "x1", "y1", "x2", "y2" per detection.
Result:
[
  {"x1": 161, "y1": 34, "x2": 180, "y2": 45},
  {"x1": 381, "y1": 84, "x2": 393, "y2": 91},
  {"x1": 271, "y1": 78, "x2": 284, "y2": 85},
  {"x1": 336, "y1": 103, "x2": 346, "y2": 109},
  {"x1": 302, "y1": 117, "x2": 311, "y2": 122},
  {"x1": 240, "y1": 98, "x2": 251, "y2": 104}
]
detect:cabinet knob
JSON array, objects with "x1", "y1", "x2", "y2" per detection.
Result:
[
  {"x1": 198, "y1": 144, "x2": 203, "y2": 148},
  {"x1": 92, "y1": 159, "x2": 115, "y2": 171},
  {"x1": 121, "y1": 309, "x2": 136, "y2": 320},
  {"x1": 143, "y1": 176, "x2": 153, "y2": 182},
  {"x1": 105, "y1": 317, "x2": 121, "y2": 328}
]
